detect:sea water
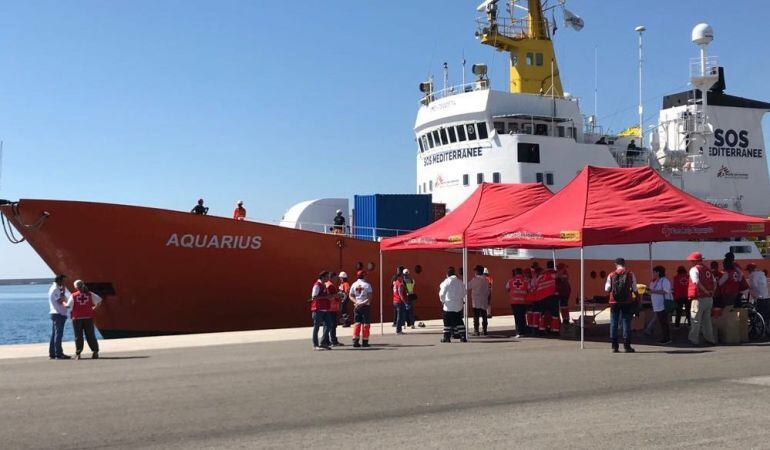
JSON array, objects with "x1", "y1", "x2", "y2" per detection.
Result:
[{"x1": 0, "y1": 284, "x2": 74, "y2": 345}]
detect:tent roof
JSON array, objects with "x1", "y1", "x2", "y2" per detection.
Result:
[
  {"x1": 380, "y1": 183, "x2": 553, "y2": 251},
  {"x1": 465, "y1": 166, "x2": 770, "y2": 249}
]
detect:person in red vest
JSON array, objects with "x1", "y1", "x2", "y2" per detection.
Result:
[
  {"x1": 322, "y1": 272, "x2": 344, "y2": 347},
  {"x1": 309, "y1": 271, "x2": 334, "y2": 350},
  {"x1": 604, "y1": 258, "x2": 637, "y2": 353},
  {"x1": 64, "y1": 280, "x2": 103, "y2": 359},
  {"x1": 717, "y1": 257, "x2": 744, "y2": 311},
  {"x1": 392, "y1": 273, "x2": 407, "y2": 335},
  {"x1": 531, "y1": 262, "x2": 559, "y2": 334},
  {"x1": 232, "y1": 201, "x2": 246, "y2": 220},
  {"x1": 687, "y1": 252, "x2": 717, "y2": 346},
  {"x1": 672, "y1": 266, "x2": 691, "y2": 328},
  {"x1": 506, "y1": 268, "x2": 530, "y2": 337}
]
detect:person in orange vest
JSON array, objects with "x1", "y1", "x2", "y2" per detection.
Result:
[
  {"x1": 525, "y1": 266, "x2": 540, "y2": 332},
  {"x1": 530, "y1": 262, "x2": 559, "y2": 334},
  {"x1": 392, "y1": 273, "x2": 407, "y2": 335},
  {"x1": 604, "y1": 258, "x2": 638, "y2": 353},
  {"x1": 232, "y1": 201, "x2": 246, "y2": 220},
  {"x1": 64, "y1": 280, "x2": 103, "y2": 359},
  {"x1": 687, "y1": 252, "x2": 716, "y2": 345},
  {"x1": 338, "y1": 271, "x2": 352, "y2": 327},
  {"x1": 717, "y1": 256, "x2": 744, "y2": 313},
  {"x1": 506, "y1": 268, "x2": 529, "y2": 338},
  {"x1": 349, "y1": 270, "x2": 373, "y2": 347}
]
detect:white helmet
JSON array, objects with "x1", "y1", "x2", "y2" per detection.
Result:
[
  {"x1": 339, "y1": 271, "x2": 348, "y2": 279},
  {"x1": 483, "y1": 267, "x2": 489, "y2": 275},
  {"x1": 336, "y1": 209, "x2": 343, "y2": 214},
  {"x1": 403, "y1": 269, "x2": 410, "y2": 275}
]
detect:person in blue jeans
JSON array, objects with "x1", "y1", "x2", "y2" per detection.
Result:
[
  {"x1": 48, "y1": 274, "x2": 71, "y2": 359},
  {"x1": 392, "y1": 273, "x2": 407, "y2": 334},
  {"x1": 604, "y1": 258, "x2": 637, "y2": 353}
]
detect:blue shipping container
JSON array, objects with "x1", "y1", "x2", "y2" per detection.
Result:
[{"x1": 353, "y1": 194, "x2": 433, "y2": 240}]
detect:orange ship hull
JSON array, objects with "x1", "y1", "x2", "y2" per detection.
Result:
[{"x1": 3, "y1": 199, "x2": 769, "y2": 338}]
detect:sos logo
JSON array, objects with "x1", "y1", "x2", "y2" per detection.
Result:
[{"x1": 714, "y1": 129, "x2": 749, "y2": 148}]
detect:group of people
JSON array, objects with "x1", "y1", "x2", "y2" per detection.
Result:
[
  {"x1": 391, "y1": 266, "x2": 419, "y2": 334},
  {"x1": 190, "y1": 199, "x2": 247, "y2": 220},
  {"x1": 48, "y1": 275, "x2": 103, "y2": 360},
  {"x1": 604, "y1": 251, "x2": 769, "y2": 353},
  {"x1": 309, "y1": 270, "x2": 372, "y2": 350},
  {"x1": 504, "y1": 261, "x2": 571, "y2": 338}
]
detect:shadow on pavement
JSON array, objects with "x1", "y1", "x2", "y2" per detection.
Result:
[{"x1": 87, "y1": 356, "x2": 150, "y2": 360}]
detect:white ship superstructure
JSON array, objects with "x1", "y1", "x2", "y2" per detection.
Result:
[{"x1": 413, "y1": 0, "x2": 769, "y2": 261}]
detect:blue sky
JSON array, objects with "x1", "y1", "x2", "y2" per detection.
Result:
[{"x1": 1, "y1": 0, "x2": 769, "y2": 278}]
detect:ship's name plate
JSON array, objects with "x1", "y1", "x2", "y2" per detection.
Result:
[
  {"x1": 166, "y1": 233, "x2": 262, "y2": 250},
  {"x1": 423, "y1": 147, "x2": 483, "y2": 166}
]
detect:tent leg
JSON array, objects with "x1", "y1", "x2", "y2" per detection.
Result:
[
  {"x1": 580, "y1": 247, "x2": 585, "y2": 350},
  {"x1": 379, "y1": 250, "x2": 384, "y2": 336},
  {"x1": 552, "y1": 249, "x2": 556, "y2": 268},
  {"x1": 463, "y1": 246, "x2": 469, "y2": 341},
  {"x1": 648, "y1": 242, "x2": 653, "y2": 276}
]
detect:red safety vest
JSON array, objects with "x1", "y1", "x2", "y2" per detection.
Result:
[
  {"x1": 608, "y1": 270, "x2": 635, "y2": 304},
  {"x1": 506, "y1": 275, "x2": 528, "y2": 305},
  {"x1": 326, "y1": 281, "x2": 340, "y2": 312},
  {"x1": 70, "y1": 290, "x2": 95, "y2": 320},
  {"x1": 532, "y1": 269, "x2": 557, "y2": 301},
  {"x1": 232, "y1": 207, "x2": 246, "y2": 220},
  {"x1": 688, "y1": 264, "x2": 715, "y2": 300},
  {"x1": 673, "y1": 273, "x2": 689, "y2": 299},
  {"x1": 720, "y1": 268, "x2": 742, "y2": 297},
  {"x1": 311, "y1": 280, "x2": 330, "y2": 312},
  {"x1": 392, "y1": 279, "x2": 405, "y2": 304}
]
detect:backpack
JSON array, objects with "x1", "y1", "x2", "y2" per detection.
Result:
[{"x1": 611, "y1": 272, "x2": 631, "y2": 303}]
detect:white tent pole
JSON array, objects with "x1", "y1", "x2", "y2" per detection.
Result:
[
  {"x1": 379, "y1": 250, "x2": 384, "y2": 336},
  {"x1": 648, "y1": 242, "x2": 653, "y2": 276},
  {"x1": 463, "y1": 246, "x2": 469, "y2": 341},
  {"x1": 580, "y1": 247, "x2": 585, "y2": 350},
  {"x1": 552, "y1": 249, "x2": 557, "y2": 268}
]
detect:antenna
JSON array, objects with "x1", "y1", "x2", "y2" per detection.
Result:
[
  {"x1": 635, "y1": 25, "x2": 646, "y2": 149},
  {"x1": 442, "y1": 62, "x2": 449, "y2": 93},
  {"x1": 462, "y1": 51, "x2": 467, "y2": 88}
]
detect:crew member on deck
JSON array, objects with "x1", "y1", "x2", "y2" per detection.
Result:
[
  {"x1": 332, "y1": 209, "x2": 345, "y2": 234},
  {"x1": 232, "y1": 201, "x2": 246, "y2": 220},
  {"x1": 191, "y1": 199, "x2": 209, "y2": 215}
]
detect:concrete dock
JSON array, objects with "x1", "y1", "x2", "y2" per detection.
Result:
[{"x1": 2, "y1": 316, "x2": 770, "y2": 449}]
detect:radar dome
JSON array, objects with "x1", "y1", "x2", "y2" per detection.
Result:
[{"x1": 691, "y1": 23, "x2": 714, "y2": 45}]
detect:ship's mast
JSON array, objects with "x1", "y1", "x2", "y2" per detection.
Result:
[{"x1": 477, "y1": 0, "x2": 564, "y2": 97}]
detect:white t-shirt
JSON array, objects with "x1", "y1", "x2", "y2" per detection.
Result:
[
  {"x1": 349, "y1": 279, "x2": 373, "y2": 306},
  {"x1": 48, "y1": 283, "x2": 70, "y2": 316},
  {"x1": 748, "y1": 270, "x2": 769, "y2": 300},
  {"x1": 467, "y1": 275, "x2": 490, "y2": 309},
  {"x1": 439, "y1": 275, "x2": 465, "y2": 312},
  {"x1": 648, "y1": 277, "x2": 672, "y2": 312}
]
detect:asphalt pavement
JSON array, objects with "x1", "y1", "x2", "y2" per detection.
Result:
[{"x1": 2, "y1": 326, "x2": 770, "y2": 449}]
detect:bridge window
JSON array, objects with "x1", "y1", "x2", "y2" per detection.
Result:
[
  {"x1": 422, "y1": 135, "x2": 429, "y2": 151},
  {"x1": 511, "y1": 51, "x2": 518, "y2": 67},
  {"x1": 463, "y1": 174, "x2": 469, "y2": 186},
  {"x1": 517, "y1": 143, "x2": 540, "y2": 163},
  {"x1": 427, "y1": 133, "x2": 435, "y2": 148},
  {"x1": 546, "y1": 172, "x2": 554, "y2": 185},
  {"x1": 494, "y1": 121, "x2": 505, "y2": 134},
  {"x1": 477, "y1": 173, "x2": 484, "y2": 184},
  {"x1": 457, "y1": 124, "x2": 467, "y2": 141},
  {"x1": 535, "y1": 124, "x2": 548, "y2": 136},
  {"x1": 466, "y1": 124, "x2": 477, "y2": 140},
  {"x1": 536, "y1": 172, "x2": 543, "y2": 183},
  {"x1": 535, "y1": 53, "x2": 544, "y2": 66},
  {"x1": 448, "y1": 126, "x2": 457, "y2": 143},
  {"x1": 557, "y1": 126, "x2": 565, "y2": 137},
  {"x1": 432, "y1": 130, "x2": 441, "y2": 147},
  {"x1": 526, "y1": 52, "x2": 533, "y2": 65},
  {"x1": 508, "y1": 122, "x2": 519, "y2": 133},
  {"x1": 522, "y1": 124, "x2": 532, "y2": 134},
  {"x1": 439, "y1": 128, "x2": 448, "y2": 145},
  {"x1": 417, "y1": 138, "x2": 424, "y2": 152},
  {"x1": 493, "y1": 172, "x2": 501, "y2": 183},
  {"x1": 477, "y1": 122, "x2": 488, "y2": 139}
]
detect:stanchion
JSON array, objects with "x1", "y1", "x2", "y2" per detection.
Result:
[
  {"x1": 580, "y1": 247, "x2": 585, "y2": 349},
  {"x1": 379, "y1": 250, "x2": 384, "y2": 336},
  {"x1": 463, "y1": 246, "x2": 469, "y2": 341}
]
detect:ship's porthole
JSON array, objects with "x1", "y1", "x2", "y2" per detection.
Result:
[
  {"x1": 355, "y1": 261, "x2": 364, "y2": 270},
  {"x1": 367, "y1": 262, "x2": 375, "y2": 271},
  {"x1": 600, "y1": 270, "x2": 607, "y2": 279},
  {"x1": 414, "y1": 265, "x2": 422, "y2": 274},
  {"x1": 590, "y1": 271, "x2": 597, "y2": 279}
]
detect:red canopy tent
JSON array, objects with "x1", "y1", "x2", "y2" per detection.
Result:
[
  {"x1": 379, "y1": 182, "x2": 553, "y2": 337},
  {"x1": 464, "y1": 166, "x2": 770, "y2": 347}
]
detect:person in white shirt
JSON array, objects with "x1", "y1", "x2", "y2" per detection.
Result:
[
  {"x1": 349, "y1": 270, "x2": 373, "y2": 348},
  {"x1": 438, "y1": 266, "x2": 467, "y2": 343},
  {"x1": 468, "y1": 265, "x2": 490, "y2": 336},
  {"x1": 48, "y1": 275, "x2": 71, "y2": 360},
  {"x1": 746, "y1": 263, "x2": 769, "y2": 301},
  {"x1": 644, "y1": 266, "x2": 673, "y2": 344}
]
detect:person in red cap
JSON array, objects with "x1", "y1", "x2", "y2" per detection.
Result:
[
  {"x1": 687, "y1": 252, "x2": 716, "y2": 345},
  {"x1": 349, "y1": 270, "x2": 373, "y2": 348}
]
